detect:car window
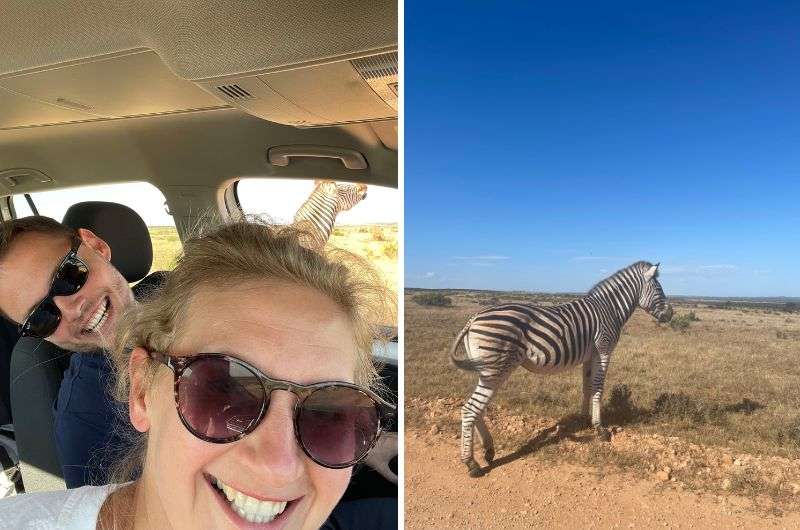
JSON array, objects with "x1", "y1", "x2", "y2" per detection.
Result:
[
  {"x1": 236, "y1": 178, "x2": 399, "y2": 324},
  {"x1": 11, "y1": 182, "x2": 181, "y2": 273}
]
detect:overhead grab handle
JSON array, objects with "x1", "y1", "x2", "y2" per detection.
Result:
[
  {"x1": 267, "y1": 145, "x2": 368, "y2": 170},
  {"x1": 0, "y1": 168, "x2": 53, "y2": 188}
]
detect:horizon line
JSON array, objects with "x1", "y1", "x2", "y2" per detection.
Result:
[{"x1": 405, "y1": 286, "x2": 800, "y2": 300}]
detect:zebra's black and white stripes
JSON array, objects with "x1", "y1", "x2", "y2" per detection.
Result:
[
  {"x1": 292, "y1": 180, "x2": 368, "y2": 250},
  {"x1": 450, "y1": 261, "x2": 673, "y2": 477}
]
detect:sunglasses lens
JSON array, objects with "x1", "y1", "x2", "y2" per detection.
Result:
[
  {"x1": 177, "y1": 358, "x2": 265, "y2": 441},
  {"x1": 298, "y1": 386, "x2": 379, "y2": 467},
  {"x1": 51, "y1": 257, "x2": 88, "y2": 296},
  {"x1": 23, "y1": 299, "x2": 61, "y2": 338}
]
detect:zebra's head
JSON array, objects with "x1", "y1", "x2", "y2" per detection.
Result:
[
  {"x1": 638, "y1": 262, "x2": 673, "y2": 323},
  {"x1": 335, "y1": 182, "x2": 368, "y2": 211},
  {"x1": 311, "y1": 180, "x2": 368, "y2": 211}
]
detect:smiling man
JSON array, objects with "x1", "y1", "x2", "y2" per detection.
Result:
[{"x1": 0, "y1": 216, "x2": 139, "y2": 487}]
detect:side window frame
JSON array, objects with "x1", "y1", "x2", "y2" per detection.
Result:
[
  {"x1": 0, "y1": 196, "x2": 13, "y2": 221},
  {"x1": 224, "y1": 181, "x2": 243, "y2": 219},
  {"x1": 8, "y1": 193, "x2": 41, "y2": 219}
]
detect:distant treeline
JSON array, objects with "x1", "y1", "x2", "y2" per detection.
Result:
[
  {"x1": 694, "y1": 300, "x2": 798, "y2": 313},
  {"x1": 406, "y1": 288, "x2": 800, "y2": 313}
]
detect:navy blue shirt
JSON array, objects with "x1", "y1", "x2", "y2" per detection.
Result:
[
  {"x1": 53, "y1": 352, "x2": 130, "y2": 487},
  {"x1": 52, "y1": 271, "x2": 166, "y2": 488}
]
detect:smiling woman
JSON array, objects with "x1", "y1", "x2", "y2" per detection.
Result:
[{"x1": 0, "y1": 220, "x2": 395, "y2": 529}]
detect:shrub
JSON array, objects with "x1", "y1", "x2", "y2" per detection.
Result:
[
  {"x1": 776, "y1": 418, "x2": 800, "y2": 447},
  {"x1": 776, "y1": 330, "x2": 800, "y2": 340},
  {"x1": 605, "y1": 384, "x2": 639, "y2": 425},
  {"x1": 479, "y1": 296, "x2": 502, "y2": 306},
  {"x1": 412, "y1": 292, "x2": 453, "y2": 307},
  {"x1": 371, "y1": 226, "x2": 387, "y2": 241},
  {"x1": 383, "y1": 240, "x2": 398, "y2": 260},
  {"x1": 669, "y1": 313, "x2": 694, "y2": 332},
  {"x1": 651, "y1": 392, "x2": 724, "y2": 424}
]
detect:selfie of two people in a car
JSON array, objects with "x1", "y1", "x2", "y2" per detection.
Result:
[
  {"x1": 0, "y1": 1, "x2": 398, "y2": 528},
  {"x1": 0, "y1": 214, "x2": 395, "y2": 529}
]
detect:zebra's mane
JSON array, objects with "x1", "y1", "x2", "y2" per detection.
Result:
[{"x1": 587, "y1": 260, "x2": 653, "y2": 296}]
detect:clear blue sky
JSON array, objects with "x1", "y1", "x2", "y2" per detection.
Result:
[{"x1": 406, "y1": 1, "x2": 800, "y2": 297}]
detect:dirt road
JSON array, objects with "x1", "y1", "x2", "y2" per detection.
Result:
[{"x1": 405, "y1": 430, "x2": 800, "y2": 529}]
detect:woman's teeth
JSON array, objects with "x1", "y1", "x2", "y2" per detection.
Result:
[
  {"x1": 82, "y1": 298, "x2": 109, "y2": 333},
  {"x1": 214, "y1": 477, "x2": 288, "y2": 524}
]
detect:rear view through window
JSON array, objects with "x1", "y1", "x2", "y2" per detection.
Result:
[{"x1": 11, "y1": 182, "x2": 180, "y2": 273}]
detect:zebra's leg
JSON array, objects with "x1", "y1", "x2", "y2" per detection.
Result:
[
  {"x1": 461, "y1": 375, "x2": 505, "y2": 478},
  {"x1": 474, "y1": 415, "x2": 495, "y2": 464},
  {"x1": 581, "y1": 357, "x2": 593, "y2": 424},
  {"x1": 589, "y1": 349, "x2": 612, "y2": 441}
]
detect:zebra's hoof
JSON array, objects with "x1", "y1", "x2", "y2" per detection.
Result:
[
  {"x1": 484, "y1": 447, "x2": 495, "y2": 464},
  {"x1": 595, "y1": 426, "x2": 611, "y2": 442},
  {"x1": 468, "y1": 466, "x2": 486, "y2": 478},
  {"x1": 466, "y1": 461, "x2": 485, "y2": 478}
]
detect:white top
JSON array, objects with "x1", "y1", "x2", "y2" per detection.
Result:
[{"x1": 0, "y1": 483, "x2": 123, "y2": 529}]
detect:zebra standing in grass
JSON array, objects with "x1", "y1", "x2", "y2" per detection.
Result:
[
  {"x1": 450, "y1": 261, "x2": 673, "y2": 477},
  {"x1": 293, "y1": 180, "x2": 368, "y2": 250}
]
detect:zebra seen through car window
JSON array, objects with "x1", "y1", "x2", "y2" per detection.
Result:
[{"x1": 292, "y1": 180, "x2": 368, "y2": 251}]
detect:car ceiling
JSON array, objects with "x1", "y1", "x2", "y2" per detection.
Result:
[{"x1": 0, "y1": 0, "x2": 398, "y2": 205}]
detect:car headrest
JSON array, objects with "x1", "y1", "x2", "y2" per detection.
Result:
[{"x1": 62, "y1": 201, "x2": 152, "y2": 283}]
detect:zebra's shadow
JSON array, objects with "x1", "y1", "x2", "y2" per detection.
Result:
[
  {"x1": 486, "y1": 414, "x2": 592, "y2": 474},
  {"x1": 481, "y1": 390, "x2": 767, "y2": 476}
]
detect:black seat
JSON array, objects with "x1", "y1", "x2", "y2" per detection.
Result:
[
  {"x1": 0, "y1": 317, "x2": 16, "y2": 427},
  {"x1": 10, "y1": 202, "x2": 153, "y2": 492}
]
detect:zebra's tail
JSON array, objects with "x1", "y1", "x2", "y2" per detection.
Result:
[{"x1": 449, "y1": 317, "x2": 481, "y2": 372}]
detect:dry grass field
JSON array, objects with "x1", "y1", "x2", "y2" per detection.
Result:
[
  {"x1": 147, "y1": 224, "x2": 398, "y2": 322},
  {"x1": 329, "y1": 224, "x2": 398, "y2": 293},
  {"x1": 406, "y1": 289, "x2": 800, "y2": 502},
  {"x1": 148, "y1": 224, "x2": 397, "y2": 287},
  {"x1": 148, "y1": 226, "x2": 182, "y2": 272}
]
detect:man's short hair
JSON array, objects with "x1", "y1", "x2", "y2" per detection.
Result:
[{"x1": 0, "y1": 216, "x2": 76, "y2": 262}]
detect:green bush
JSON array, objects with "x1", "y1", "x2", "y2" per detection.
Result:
[
  {"x1": 412, "y1": 292, "x2": 453, "y2": 307},
  {"x1": 669, "y1": 313, "x2": 694, "y2": 332}
]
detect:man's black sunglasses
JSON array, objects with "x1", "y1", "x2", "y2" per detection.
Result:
[
  {"x1": 149, "y1": 351, "x2": 396, "y2": 469},
  {"x1": 19, "y1": 235, "x2": 89, "y2": 338}
]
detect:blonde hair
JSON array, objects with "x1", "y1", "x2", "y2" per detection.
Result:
[{"x1": 106, "y1": 219, "x2": 394, "y2": 484}]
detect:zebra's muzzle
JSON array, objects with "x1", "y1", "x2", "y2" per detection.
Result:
[{"x1": 656, "y1": 306, "x2": 674, "y2": 323}]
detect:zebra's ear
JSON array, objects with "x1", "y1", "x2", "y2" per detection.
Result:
[{"x1": 644, "y1": 264, "x2": 659, "y2": 281}]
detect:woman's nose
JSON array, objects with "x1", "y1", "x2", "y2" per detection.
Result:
[{"x1": 238, "y1": 392, "x2": 304, "y2": 484}]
